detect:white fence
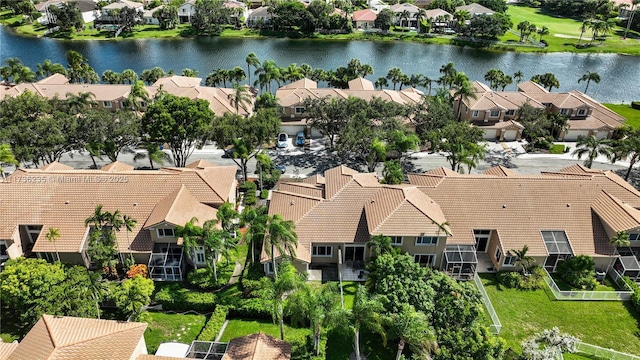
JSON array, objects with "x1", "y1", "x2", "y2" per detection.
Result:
[
  {"x1": 543, "y1": 269, "x2": 632, "y2": 301},
  {"x1": 575, "y1": 342, "x2": 640, "y2": 360},
  {"x1": 473, "y1": 272, "x2": 502, "y2": 334}
]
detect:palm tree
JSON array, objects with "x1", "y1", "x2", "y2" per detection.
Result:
[
  {"x1": 287, "y1": 283, "x2": 342, "y2": 355},
  {"x1": 438, "y1": 62, "x2": 457, "y2": 90},
  {"x1": 349, "y1": 285, "x2": 386, "y2": 360},
  {"x1": 451, "y1": 73, "x2": 477, "y2": 120},
  {"x1": 367, "y1": 234, "x2": 394, "y2": 257},
  {"x1": 245, "y1": 53, "x2": 260, "y2": 86},
  {"x1": 264, "y1": 214, "x2": 298, "y2": 277},
  {"x1": 133, "y1": 142, "x2": 171, "y2": 169},
  {"x1": 531, "y1": 73, "x2": 560, "y2": 92},
  {"x1": 256, "y1": 262, "x2": 305, "y2": 340},
  {"x1": 66, "y1": 91, "x2": 96, "y2": 114},
  {"x1": 578, "y1": 71, "x2": 601, "y2": 94},
  {"x1": 0, "y1": 144, "x2": 18, "y2": 175},
  {"x1": 121, "y1": 69, "x2": 138, "y2": 84},
  {"x1": 513, "y1": 70, "x2": 524, "y2": 89},
  {"x1": 517, "y1": 21, "x2": 530, "y2": 42},
  {"x1": 387, "y1": 304, "x2": 438, "y2": 360},
  {"x1": 611, "y1": 230, "x2": 631, "y2": 248},
  {"x1": 623, "y1": 0, "x2": 640, "y2": 39},
  {"x1": 122, "y1": 215, "x2": 137, "y2": 264},
  {"x1": 537, "y1": 26, "x2": 549, "y2": 42},
  {"x1": 128, "y1": 80, "x2": 149, "y2": 112},
  {"x1": 386, "y1": 67, "x2": 404, "y2": 90},
  {"x1": 374, "y1": 77, "x2": 389, "y2": 90},
  {"x1": 611, "y1": 132, "x2": 640, "y2": 180},
  {"x1": 241, "y1": 205, "x2": 268, "y2": 263},
  {"x1": 510, "y1": 245, "x2": 535, "y2": 274},
  {"x1": 254, "y1": 59, "x2": 281, "y2": 93},
  {"x1": 36, "y1": 59, "x2": 67, "y2": 78},
  {"x1": 45, "y1": 228, "x2": 61, "y2": 262},
  {"x1": 578, "y1": 19, "x2": 592, "y2": 45},
  {"x1": 572, "y1": 135, "x2": 612, "y2": 168},
  {"x1": 202, "y1": 219, "x2": 236, "y2": 282},
  {"x1": 227, "y1": 83, "x2": 253, "y2": 114},
  {"x1": 399, "y1": 10, "x2": 410, "y2": 28},
  {"x1": 414, "y1": 9, "x2": 426, "y2": 32},
  {"x1": 548, "y1": 113, "x2": 570, "y2": 140}
]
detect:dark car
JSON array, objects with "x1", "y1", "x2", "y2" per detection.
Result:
[
  {"x1": 275, "y1": 164, "x2": 286, "y2": 173},
  {"x1": 221, "y1": 148, "x2": 235, "y2": 158},
  {"x1": 295, "y1": 132, "x2": 305, "y2": 146}
]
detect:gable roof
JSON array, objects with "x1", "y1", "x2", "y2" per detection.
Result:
[
  {"x1": 186, "y1": 159, "x2": 218, "y2": 169},
  {"x1": 592, "y1": 190, "x2": 640, "y2": 235},
  {"x1": 348, "y1": 77, "x2": 375, "y2": 91},
  {"x1": 7, "y1": 315, "x2": 147, "y2": 360},
  {"x1": 145, "y1": 185, "x2": 218, "y2": 228},
  {"x1": 222, "y1": 333, "x2": 291, "y2": 360},
  {"x1": 483, "y1": 165, "x2": 516, "y2": 176},
  {"x1": 389, "y1": 2, "x2": 420, "y2": 13},
  {"x1": 101, "y1": 161, "x2": 135, "y2": 172},
  {"x1": 456, "y1": 2, "x2": 494, "y2": 14},
  {"x1": 353, "y1": 8, "x2": 377, "y2": 21}
]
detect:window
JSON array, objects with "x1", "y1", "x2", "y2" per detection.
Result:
[
  {"x1": 490, "y1": 110, "x2": 500, "y2": 117},
  {"x1": 495, "y1": 247, "x2": 502, "y2": 263},
  {"x1": 139, "y1": 101, "x2": 147, "y2": 108},
  {"x1": 390, "y1": 236, "x2": 403, "y2": 245},
  {"x1": 630, "y1": 234, "x2": 640, "y2": 241},
  {"x1": 414, "y1": 254, "x2": 435, "y2": 267},
  {"x1": 543, "y1": 103, "x2": 552, "y2": 108},
  {"x1": 560, "y1": 109, "x2": 569, "y2": 115},
  {"x1": 195, "y1": 246, "x2": 205, "y2": 264},
  {"x1": 312, "y1": 245, "x2": 332, "y2": 257},
  {"x1": 415, "y1": 236, "x2": 438, "y2": 245},
  {"x1": 472, "y1": 110, "x2": 479, "y2": 117},
  {"x1": 503, "y1": 255, "x2": 516, "y2": 266},
  {"x1": 265, "y1": 262, "x2": 274, "y2": 274},
  {"x1": 542, "y1": 230, "x2": 572, "y2": 254},
  {"x1": 157, "y1": 228, "x2": 175, "y2": 238},
  {"x1": 577, "y1": 108, "x2": 587, "y2": 116},
  {"x1": 506, "y1": 110, "x2": 515, "y2": 116},
  {"x1": 103, "y1": 101, "x2": 112, "y2": 108},
  {"x1": 295, "y1": 107, "x2": 305, "y2": 114},
  {"x1": 39, "y1": 252, "x2": 56, "y2": 262},
  {"x1": 0, "y1": 241, "x2": 7, "y2": 259}
]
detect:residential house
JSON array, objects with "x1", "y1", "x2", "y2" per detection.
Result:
[
  {"x1": 368, "y1": 0, "x2": 389, "y2": 12},
  {"x1": 264, "y1": 164, "x2": 640, "y2": 281},
  {"x1": 455, "y1": 2, "x2": 495, "y2": 16},
  {"x1": 224, "y1": 0, "x2": 249, "y2": 25},
  {"x1": 246, "y1": 6, "x2": 272, "y2": 28},
  {"x1": 353, "y1": 9, "x2": 378, "y2": 30},
  {"x1": 274, "y1": 77, "x2": 424, "y2": 136},
  {"x1": 414, "y1": 0, "x2": 434, "y2": 9},
  {"x1": 178, "y1": 0, "x2": 196, "y2": 23},
  {"x1": 454, "y1": 80, "x2": 625, "y2": 141},
  {"x1": 97, "y1": 0, "x2": 144, "y2": 25},
  {"x1": 35, "y1": 0, "x2": 97, "y2": 25},
  {"x1": 0, "y1": 74, "x2": 255, "y2": 117},
  {"x1": 142, "y1": 5, "x2": 163, "y2": 25},
  {"x1": 0, "y1": 160, "x2": 238, "y2": 281},
  {"x1": 424, "y1": 8, "x2": 453, "y2": 31},
  {"x1": 612, "y1": 0, "x2": 636, "y2": 19},
  {"x1": 389, "y1": 3, "x2": 421, "y2": 28}
]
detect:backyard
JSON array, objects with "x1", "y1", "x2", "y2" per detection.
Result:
[
  {"x1": 480, "y1": 274, "x2": 640, "y2": 355},
  {"x1": 605, "y1": 104, "x2": 640, "y2": 129},
  {"x1": 141, "y1": 311, "x2": 207, "y2": 354}
]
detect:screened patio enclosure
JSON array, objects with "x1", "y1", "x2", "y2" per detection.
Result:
[
  {"x1": 542, "y1": 230, "x2": 573, "y2": 272},
  {"x1": 613, "y1": 247, "x2": 640, "y2": 282},
  {"x1": 148, "y1": 243, "x2": 184, "y2": 281},
  {"x1": 444, "y1": 245, "x2": 478, "y2": 280}
]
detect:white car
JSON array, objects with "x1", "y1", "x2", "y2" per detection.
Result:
[{"x1": 277, "y1": 133, "x2": 288, "y2": 148}]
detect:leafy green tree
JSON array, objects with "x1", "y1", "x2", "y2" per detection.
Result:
[
  {"x1": 375, "y1": 8, "x2": 394, "y2": 32},
  {"x1": 348, "y1": 285, "x2": 387, "y2": 360},
  {"x1": 142, "y1": 94, "x2": 213, "y2": 167},
  {"x1": 437, "y1": 62, "x2": 457, "y2": 90},
  {"x1": 367, "y1": 234, "x2": 394, "y2": 257},
  {"x1": 412, "y1": 95, "x2": 455, "y2": 143},
  {"x1": 304, "y1": 96, "x2": 359, "y2": 149},
  {"x1": 382, "y1": 160, "x2": 404, "y2": 185},
  {"x1": 287, "y1": 282, "x2": 342, "y2": 355},
  {"x1": 429, "y1": 122, "x2": 485, "y2": 173},
  {"x1": 36, "y1": 59, "x2": 67, "y2": 78},
  {"x1": 465, "y1": 13, "x2": 511, "y2": 38},
  {"x1": 531, "y1": 73, "x2": 560, "y2": 92},
  {"x1": 516, "y1": 103, "x2": 551, "y2": 150},
  {"x1": 264, "y1": 214, "x2": 298, "y2": 277},
  {"x1": 578, "y1": 71, "x2": 600, "y2": 94},
  {"x1": 0, "y1": 143, "x2": 19, "y2": 174},
  {"x1": 271, "y1": 1, "x2": 313, "y2": 32},
  {"x1": 79, "y1": 109, "x2": 141, "y2": 163},
  {"x1": 48, "y1": 2, "x2": 83, "y2": 31},
  {"x1": 102, "y1": 70, "x2": 124, "y2": 84},
  {"x1": 537, "y1": 25, "x2": 549, "y2": 42},
  {"x1": 66, "y1": 50, "x2": 98, "y2": 84},
  {"x1": 366, "y1": 253, "x2": 435, "y2": 314},
  {"x1": 154, "y1": 4, "x2": 179, "y2": 29},
  {"x1": 255, "y1": 262, "x2": 306, "y2": 340},
  {"x1": 556, "y1": 255, "x2": 597, "y2": 290},
  {"x1": 435, "y1": 325, "x2": 506, "y2": 360},
  {"x1": 484, "y1": 68, "x2": 506, "y2": 91},
  {"x1": 111, "y1": 275, "x2": 154, "y2": 321},
  {"x1": 140, "y1": 67, "x2": 166, "y2": 85},
  {"x1": 572, "y1": 135, "x2": 612, "y2": 168},
  {"x1": 386, "y1": 304, "x2": 438, "y2": 360}
]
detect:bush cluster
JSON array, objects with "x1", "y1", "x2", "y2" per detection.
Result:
[
  {"x1": 632, "y1": 101, "x2": 640, "y2": 110},
  {"x1": 497, "y1": 266, "x2": 546, "y2": 290},
  {"x1": 556, "y1": 255, "x2": 597, "y2": 290},
  {"x1": 623, "y1": 277, "x2": 640, "y2": 312},
  {"x1": 197, "y1": 305, "x2": 228, "y2": 341},
  {"x1": 154, "y1": 283, "x2": 217, "y2": 312},
  {"x1": 242, "y1": 182, "x2": 258, "y2": 206},
  {"x1": 260, "y1": 189, "x2": 269, "y2": 199}
]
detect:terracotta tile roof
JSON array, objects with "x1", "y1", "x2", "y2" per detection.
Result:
[
  {"x1": 405, "y1": 173, "x2": 445, "y2": 187},
  {"x1": 277, "y1": 182, "x2": 324, "y2": 198},
  {"x1": 103, "y1": 0, "x2": 143, "y2": 9},
  {"x1": 7, "y1": 315, "x2": 147, "y2": 360},
  {"x1": 424, "y1": 167, "x2": 459, "y2": 177},
  {"x1": 222, "y1": 333, "x2": 291, "y2": 360},
  {"x1": 483, "y1": 165, "x2": 516, "y2": 176},
  {"x1": 1, "y1": 165, "x2": 235, "y2": 254},
  {"x1": 145, "y1": 185, "x2": 218, "y2": 228},
  {"x1": 390, "y1": 2, "x2": 420, "y2": 13},
  {"x1": 280, "y1": 78, "x2": 317, "y2": 90},
  {"x1": 517, "y1": 80, "x2": 549, "y2": 93},
  {"x1": 186, "y1": 159, "x2": 218, "y2": 169},
  {"x1": 268, "y1": 191, "x2": 321, "y2": 225},
  {"x1": 592, "y1": 190, "x2": 640, "y2": 234},
  {"x1": 40, "y1": 161, "x2": 74, "y2": 171},
  {"x1": 456, "y1": 2, "x2": 494, "y2": 14},
  {"x1": 0, "y1": 343, "x2": 18, "y2": 360},
  {"x1": 101, "y1": 161, "x2": 135, "y2": 172},
  {"x1": 424, "y1": 8, "x2": 452, "y2": 19},
  {"x1": 136, "y1": 355, "x2": 186, "y2": 360},
  {"x1": 353, "y1": 8, "x2": 377, "y2": 21},
  {"x1": 301, "y1": 174, "x2": 325, "y2": 185},
  {"x1": 348, "y1": 78, "x2": 375, "y2": 91},
  {"x1": 35, "y1": 73, "x2": 69, "y2": 85}
]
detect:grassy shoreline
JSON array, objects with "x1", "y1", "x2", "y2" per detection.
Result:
[{"x1": 2, "y1": 5, "x2": 639, "y2": 56}]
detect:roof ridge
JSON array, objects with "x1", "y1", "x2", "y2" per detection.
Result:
[
  {"x1": 196, "y1": 171, "x2": 224, "y2": 201},
  {"x1": 601, "y1": 190, "x2": 640, "y2": 222},
  {"x1": 273, "y1": 190, "x2": 323, "y2": 201},
  {"x1": 42, "y1": 315, "x2": 58, "y2": 349},
  {"x1": 368, "y1": 187, "x2": 404, "y2": 234},
  {"x1": 55, "y1": 322, "x2": 146, "y2": 352}
]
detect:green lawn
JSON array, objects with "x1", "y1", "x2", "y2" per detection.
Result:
[
  {"x1": 549, "y1": 273, "x2": 619, "y2": 291},
  {"x1": 140, "y1": 311, "x2": 207, "y2": 354},
  {"x1": 218, "y1": 318, "x2": 310, "y2": 342},
  {"x1": 341, "y1": 281, "x2": 358, "y2": 309},
  {"x1": 480, "y1": 274, "x2": 640, "y2": 354},
  {"x1": 502, "y1": 5, "x2": 640, "y2": 55},
  {"x1": 604, "y1": 104, "x2": 640, "y2": 129}
]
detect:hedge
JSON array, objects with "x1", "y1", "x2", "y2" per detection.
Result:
[
  {"x1": 623, "y1": 276, "x2": 640, "y2": 312},
  {"x1": 153, "y1": 283, "x2": 217, "y2": 312},
  {"x1": 631, "y1": 101, "x2": 640, "y2": 110},
  {"x1": 197, "y1": 305, "x2": 228, "y2": 341}
]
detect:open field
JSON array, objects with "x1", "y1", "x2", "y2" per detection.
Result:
[
  {"x1": 605, "y1": 104, "x2": 640, "y2": 129},
  {"x1": 480, "y1": 274, "x2": 640, "y2": 355},
  {"x1": 141, "y1": 311, "x2": 207, "y2": 354}
]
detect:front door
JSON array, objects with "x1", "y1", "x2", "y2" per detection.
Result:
[
  {"x1": 344, "y1": 246, "x2": 365, "y2": 268},
  {"x1": 474, "y1": 230, "x2": 491, "y2": 252}
]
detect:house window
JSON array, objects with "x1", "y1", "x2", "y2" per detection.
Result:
[
  {"x1": 577, "y1": 108, "x2": 587, "y2": 116},
  {"x1": 472, "y1": 110, "x2": 479, "y2": 117},
  {"x1": 195, "y1": 246, "x2": 205, "y2": 264},
  {"x1": 414, "y1": 254, "x2": 435, "y2": 267},
  {"x1": 139, "y1": 101, "x2": 147, "y2": 108},
  {"x1": 157, "y1": 228, "x2": 175, "y2": 238},
  {"x1": 506, "y1": 110, "x2": 515, "y2": 116},
  {"x1": 543, "y1": 103, "x2": 552, "y2": 108},
  {"x1": 629, "y1": 233, "x2": 640, "y2": 241},
  {"x1": 390, "y1": 236, "x2": 403, "y2": 245},
  {"x1": 295, "y1": 107, "x2": 305, "y2": 114},
  {"x1": 415, "y1": 236, "x2": 438, "y2": 246},
  {"x1": 265, "y1": 262, "x2": 274, "y2": 274},
  {"x1": 312, "y1": 245, "x2": 332, "y2": 257},
  {"x1": 103, "y1": 101, "x2": 112, "y2": 108},
  {"x1": 560, "y1": 109, "x2": 569, "y2": 115},
  {"x1": 39, "y1": 252, "x2": 56, "y2": 262},
  {"x1": 495, "y1": 247, "x2": 502, "y2": 264},
  {"x1": 0, "y1": 241, "x2": 7, "y2": 260},
  {"x1": 503, "y1": 255, "x2": 516, "y2": 267},
  {"x1": 490, "y1": 110, "x2": 500, "y2": 117}
]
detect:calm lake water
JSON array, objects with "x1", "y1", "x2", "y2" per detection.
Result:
[{"x1": 1, "y1": 25, "x2": 638, "y2": 103}]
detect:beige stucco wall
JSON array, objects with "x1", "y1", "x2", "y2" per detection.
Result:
[
  {"x1": 486, "y1": 231, "x2": 501, "y2": 269},
  {"x1": 309, "y1": 243, "x2": 340, "y2": 264},
  {"x1": 148, "y1": 223, "x2": 178, "y2": 244},
  {"x1": 396, "y1": 235, "x2": 447, "y2": 267}
]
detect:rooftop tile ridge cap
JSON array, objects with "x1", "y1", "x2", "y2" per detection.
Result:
[
  {"x1": 595, "y1": 190, "x2": 640, "y2": 224},
  {"x1": 42, "y1": 315, "x2": 58, "y2": 349},
  {"x1": 602, "y1": 172, "x2": 640, "y2": 197},
  {"x1": 273, "y1": 190, "x2": 323, "y2": 201},
  {"x1": 327, "y1": 176, "x2": 356, "y2": 200},
  {"x1": 403, "y1": 187, "x2": 442, "y2": 223}
]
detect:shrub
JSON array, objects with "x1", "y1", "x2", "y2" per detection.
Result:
[
  {"x1": 226, "y1": 297, "x2": 271, "y2": 319},
  {"x1": 622, "y1": 276, "x2": 640, "y2": 312},
  {"x1": 519, "y1": 266, "x2": 546, "y2": 290},
  {"x1": 556, "y1": 255, "x2": 597, "y2": 290},
  {"x1": 188, "y1": 268, "x2": 218, "y2": 290},
  {"x1": 197, "y1": 305, "x2": 228, "y2": 341},
  {"x1": 497, "y1": 271, "x2": 521, "y2": 289},
  {"x1": 549, "y1": 144, "x2": 565, "y2": 154},
  {"x1": 126, "y1": 264, "x2": 148, "y2": 278},
  {"x1": 260, "y1": 189, "x2": 269, "y2": 199},
  {"x1": 239, "y1": 181, "x2": 257, "y2": 193},
  {"x1": 243, "y1": 182, "x2": 258, "y2": 206},
  {"x1": 631, "y1": 101, "x2": 640, "y2": 110},
  {"x1": 153, "y1": 283, "x2": 217, "y2": 312}
]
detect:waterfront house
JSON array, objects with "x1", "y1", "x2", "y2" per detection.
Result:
[
  {"x1": 424, "y1": 8, "x2": 453, "y2": 31},
  {"x1": 455, "y1": 2, "x2": 495, "y2": 16},
  {"x1": 98, "y1": 0, "x2": 144, "y2": 24},
  {"x1": 246, "y1": 6, "x2": 272, "y2": 28},
  {"x1": 35, "y1": 0, "x2": 97, "y2": 25},
  {"x1": 389, "y1": 3, "x2": 421, "y2": 28},
  {"x1": 352, "y1": 9, "x2": 378, "y2": 30},
  {"x1": 143, "y1": 5, "x2": 163, "y2": 25},
  {"x1": 0, "y1": 160, "x2": 238, "y2": 281},
  {"x1": 178, "y1": 0, "x2": 196, "y2": 23},
  {"x1": 263, "y1": 164, "x2": 639, "y2": 281}
]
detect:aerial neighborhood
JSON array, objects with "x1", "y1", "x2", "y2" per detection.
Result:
[{"x1": 1, "y1": 0, "x2": 640, "y2": 359}]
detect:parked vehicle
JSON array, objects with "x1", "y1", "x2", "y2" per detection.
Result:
[
  {"x1": 275, "y1": 164, "x2": 286, "y2": 173},
  {"x1": 295, "y1": 132, "x2": 305, "y2": 146},
  {"x1": 277, "y1": 133, "x2": 288, "y2": 148},
  {"x1": 222, "y1": 148, "x2": 235, "y2": 158}
]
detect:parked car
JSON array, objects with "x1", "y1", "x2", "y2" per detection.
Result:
[
  {"x1": 277, "y1": 133, "x2": 288, "y2": 148},
  {"x1": 295, "y1": 132, "x2": 305, "y2": 146},
  {"x1": 222, "y1": 148, "x2": 235, "y2": 158},
  {"x1": 275, "y1": 164, "x2": 286, "y2": 173}
]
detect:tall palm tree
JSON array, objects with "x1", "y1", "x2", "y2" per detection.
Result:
[
  {"x1": 254, "y1": 59, "x2": 281, "y2": 93},
  {"x1": 387, "y1": 304, "x2": 438, "y2": 360},
  {"x1": 578, "y1": 19, "x2": 592, "y2": 45},
  {"x1": 386, "y1": 67, "x2": 404, "y2": 90},
  {"x1": 572, "y1": 135, "x2": 612, "y2": 168},
  {"x1": 202, "y1": 219, "x2": 236, "y2": 281},
  {"x1": 578, "y1": 71, "x2": 601, "y2": 94},
  {"x1": 0, "y1": 143, "x2": 18, "y2": 175},
  {"x1": 517, "y1": 20, "x2": 530, "y2": 42},
  {"x1": 45, "y1": 228, "x2": 61, "y2": 262},
  {"x1": 548, "y1": 112, "x2": 570, "y2": 140},
  {"x1": 611, "y1": 131, "x2": 640, "y2": 180},
  {"x1": 510, "y1": 245, "x2": 535, "y2": 274},
  {"x1": 537, "y1": 26, "x2": 549, "y2": 42},
  {"x1": 367, "y1": 234, "x2": 394, "y2": 257},
  {"x1": 256, "y1": 262, "x2": 305, "y2": 340},
  {"x1": 133, "y1": 142, "x2": 171, "y2": 170},
  {"x1": 375, "y1": 77, "x2": 389, "y2": 90},
  {"x1": 263, "y1": 214, "x2": 298, "y2": 277},
  {"x1": 349, "y1": 285, "x2": 386, "y2": 360},
  {"x1": 66, "y1": 91, "x2": 96, "y2": 114},
  {"x1": 451, "y1": 73, "x2": 477, "y2": 120},
  {"x1": 122, "y1": 215, "x2": 137, "y2": 264},
  {"x1": 438, "y1": 62, "x2": 456, "y2": 90},
  {"x1": 121, "y1": 69, "x2": 138, "y2": 84},
  {"x1": 414, "y1": 9, "x2": 426, "y2": 32},
  {"x1": 36, "y1": 59, "x2": 67, "y2": 78},
  {"x1": 623, "y1": 0, "x2": 640, "y2": 39},
  {"x1": 241, "y1": 205, "x2": 268, "y2": 263},
  {"x1": 128, "y1": 80, "x2": 149, "y2": 112},
  {"x1": 399, "y1": 10, "x2": 410, "y2": 28},
  {"x1": 227, "y1": 83, "x2": 253, "y2": 114},
  {"x1": 610, "y1": 230, "x2": 631, "y2": 248}
]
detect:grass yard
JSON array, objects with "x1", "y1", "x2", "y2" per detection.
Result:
[
  {"x1": 604, "y1": 104, "x2": 640, "y2": 129},
  {"x1": 340, "y1": 281, "x2": 359, "y2": 309},
  {"x1": 480, "y1": 274, "x2": 640, "y2": 354},
  {"x1": 502, "y1": 5, "x2": 640, "y2": 55},
  {"x1": 218, "y1": 318, "x2": 310, "y2": 342},
  {"x1": 141, "y1": 311, "x2": 207, "y2": 354},
  {"x1": 325, "y1": 325, "x2": 394, "y2": 360}
]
